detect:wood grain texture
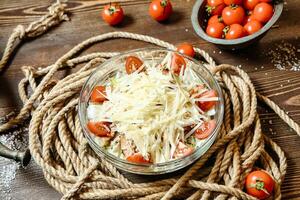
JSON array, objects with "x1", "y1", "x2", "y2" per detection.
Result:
[{"x1": 0, "y1": 0, "x2": 299, "y2": 199}]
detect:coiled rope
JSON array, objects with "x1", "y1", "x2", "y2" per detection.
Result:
[{"x1": 1, "y1": 1, "x2": 300, "y2": 199}]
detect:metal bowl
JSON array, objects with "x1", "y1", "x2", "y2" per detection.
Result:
[{"x1": 191, "y1": 0, "x2": 283, "y2": 49}]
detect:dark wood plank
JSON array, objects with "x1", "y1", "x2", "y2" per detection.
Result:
[{"x1": 0, "y1": 0, "x2": 300, "y2": 199}]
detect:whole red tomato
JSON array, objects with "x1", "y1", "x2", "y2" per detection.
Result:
[
  {"x1": 206, "y1": 4, "x2": 226, "y2": 16},
  {"x1": 149, "y1": 0, "x2": 173, "y2": 21},
  {"x1": 207, "y1": 0, "x2": 224, "y2": 6},
  {"x1": 206, "y1": 22, "x2": 225, "y2": 38},
  {"x1": 176, "y1": 43, "x2": 195, "y2": 58},
  {"x1": 260, "y1": 0, "x2": 272, "y2": 2},
  {"x1": 243, "y1": 0, "x2": 260, "y2": 10},
  {"x1": 101, "y1": 3, "x2": 124, "y2": 26},
  {"x1": 244, "y1": 20, "x2": 262, "y2": 35},
  {"x1": 225, "y1": 24, "x2": 246, "y2": 39},
  {"x1": 207, "y1": 15, "x2": 223, "y2": 25},
  {"x1": 243, "y1": 11, "x2": 255, "y2": 25},
  {"x1": 222, "y1": 5, "x2": 245, "y2": 25},
  {"x1": 253, "y1": 2, "x2": 273, "y2": 23},
  {"x1": 224, "y1": 0, "x2": 242, "y2": 6},
  {"x1": 245, "y1": 170, "x2": 275, "y2": 199}
]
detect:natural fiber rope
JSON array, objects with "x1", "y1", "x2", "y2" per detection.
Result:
[{"x1": 1, "y1": 1, "x2": 300, "y2": 200}]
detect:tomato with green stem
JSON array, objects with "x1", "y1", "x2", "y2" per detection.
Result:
[
  {"x1": 87, "y1": 121, "x2": 113, "y2": 137},
  {"x1": 101, "y1": 3, "x2": 124, "y2": 26},
  {"x1": 253, "y1": 2, "x2": 273, "y2": 23},
  {"x1": 207, "y1": 15, "x2": 223, "y2": 25},
  {"x1": 149, "y1": 0, "x2": 173, "y2": 21},
  {"x1": 245, "y1": 170, "x2": 275, "y2": 199},
  {"x1": 206, "y1": 22, "x2": 225, "y2": 38},
  {"x1": 224, "y1": 24, "x2": 246, "y2": 39},
  {"x1": 222, "y1": 5, "x2": 245, "y2": 25},
  {"x1": 195, "y1": 120, "x2": 216, "y2": 139},
  {"x1": 244, "y1": 20, "x2": 262, "y2": 35},
  {"x1": 176, "y1": 43, "x2": 195, "y2": 58}
]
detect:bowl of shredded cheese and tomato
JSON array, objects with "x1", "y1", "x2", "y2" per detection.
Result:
[{"x1": 78, "y1": 48, "x2": 224, "y2": 174}]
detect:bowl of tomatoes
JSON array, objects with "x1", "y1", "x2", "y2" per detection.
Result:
[{"x1": 191, "y1": 0, "x2": 283, "y2": 49}]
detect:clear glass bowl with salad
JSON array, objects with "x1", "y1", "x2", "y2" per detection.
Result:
[{"x1": 78, "y1": 48, "x2": 224, "y2": 175}]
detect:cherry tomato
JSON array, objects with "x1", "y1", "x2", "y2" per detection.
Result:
[
  {"x1": 87, "y1": 121, "x2": 112, "y2": 137},
  {"x1": 149, "y1": 0, "x2": 173, "y2": 22},
  {"x1": 222, "y1": 5, "x2": 245, "y2": 25},
  {"x1": 224, "y1": 24, "x2": 246, "y2": 39},
  {"x1": 195, "y1": 120, "x2": 216, "y2": 139},
  {"x1": 207, "y1": 0, "x2": 224, "y2": 6},
  {"x1": 90, "y1": 86, "x2": 107, "y2": 103},
  {"x1": 176, "y1": 43, "x2": 195, "y2": 58},
  {"x1": 101, "y1": 3, "x2": 124, "y2": 26},
  {"x1": 125, "y1": 56, "x2": 143, "y2": 74},
  {"x1": 206, "y1": 22, "x2": 225, "y2": 38},
  {"x1": 244, "y1": 20, "x2": 262, "y2": 35},
  {"x1": 208, "y1": 15, "x2": 223, "y2": 25},
  {"x1": 243, "y1": 11, "x2": 255, "y2": 25},
  {"x1": 245, "y1": 170, "x2": 275, "y2": 199},
  {"x1": 171, "y1": 54, "x2": 186, "y2": 75},
  {"x1": 206, "y1": 4, "x2": 226, "y2": 16},
  {"x1": 126, "y1": 153, "x2": 151, "y2": 164},
  {"x1": 196, "y1": 90, "x2": 218, "y2": 111},
  {"x1": 253, "y1": 2, "x2": 273, "y2": 23},
  {"x1": 260, "y1": 0, "x2": 272, "y2": 2},
  {"x1": 173, "y1": 142, "x2": 194, "y2": 158},
  {"x1": 243, "y1": 0, "x2": 260, "y2": 10},
  {"x1": 224, "y1": 0, "x2": 242, "y2": 6}
]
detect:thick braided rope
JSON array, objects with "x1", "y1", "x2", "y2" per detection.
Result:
[
  {"x1": 0, "y1": 0, "x2": 68, "y2": 73},
  {"x1": 0, "y1": 5, "x2": 298, "y2": 198}
]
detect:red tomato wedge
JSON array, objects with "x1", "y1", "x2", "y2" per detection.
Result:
[
  {"x1": 87, "y1": 121, "x2": 112, "y2": 137},
  {"x1": 196, "y1": 90, "x2": 218, "y2": 111},
  {"x1": 195, "y1": 120, "x2": 216, "y2": 139},
  {"x1": 125, "y1": 56, "x2": 143, "y2": 74},
  {"x1": 126, "y1": 153, "x2": 151, "y2": 164},
  {"x1": 173, "y1": 142, "x2": 194, "y2": 158},
  {"x1": 90, "y1": 86, "x2": 107, "y2": 103},
  {"x1": 171, "y1": 54, "x2": 186, "y2": 75}
]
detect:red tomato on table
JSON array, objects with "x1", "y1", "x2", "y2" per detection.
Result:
[
  {"x1": 87, "y1": 121, "x2": 112, "y2": 137},
  {"x1": 176, "y1": 43, "x2": 195, "y2": 58},
  {"x1": 149, "y1": 0, "x2": 173, "y2": 21},
  {"x1": 90, "y1": 86, "x2": 107, "y2": 103},
  {"x1": 245, "y1": 170, "x2": 275, "y2": 199},
  {"x1": 125, "y1": 56, "x2": 143, "y2": 74},
  {"x1": 195, "y1": 120, "x2": 216, "y2": 139},
  {"x1": 101, "y1": 3, "x2": 124, "y2": 26}
]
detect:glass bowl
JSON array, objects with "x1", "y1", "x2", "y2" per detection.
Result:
[{"x1": 78, "y1": 48, "x2": 224, "y2": 175}]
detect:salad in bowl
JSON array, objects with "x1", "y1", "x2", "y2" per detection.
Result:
[{"x1": 79, "y1": 48, "x2": 224, "y2": 174}]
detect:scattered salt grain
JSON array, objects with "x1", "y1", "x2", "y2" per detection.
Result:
[
  {"x1": 185, "y1": 28, "x2": 189, "y2": 32},
  {"x1": 268, "y1": 120, "x2": 273, "y2": 125},
  {"x1": 265, "y1": 41, "x2": 300, "y2": 71},
  {"x1": 219, "y1": 51, "x2": 222, "y2": 54}
]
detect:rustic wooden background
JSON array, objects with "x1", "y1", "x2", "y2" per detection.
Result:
[{"x1": 0, "y1": 0, "x2": 299, "y2": 199}]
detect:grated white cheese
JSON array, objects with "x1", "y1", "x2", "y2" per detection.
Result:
[{"x1": 87, "y1": 57, "x2": 217, "y2": 163}]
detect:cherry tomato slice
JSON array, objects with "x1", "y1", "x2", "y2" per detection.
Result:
[
  {"x1": 176, "y1": 43, "x2": 195, "y2": 58},
  {"x1": 125, "y1": 56, "x2": 143, "y2": 74},
  {"x1": 90, "y1": 86, "x2": 107, "y2": 103},
  {"x1": 171, "y1": 54, "x2": 186, "y2": 75},
  {"x1": 126, "y1": 153, "x2": 151, "y2": 164},
  {"x1": 196, "y1": 90, "x2": 218, "y2": 111},
  {"x1": 173, "y1": 142, "x2": 194, "y2": 158},
  {"x1": 245, "y1": 170, "x2": 275, "y2": 199},
  {"x1": 195, "y1": 120, "x2": 216, "y2": 139},
  {"x1": 87, "y1": 121, "x2": 112, "y2": 137}
]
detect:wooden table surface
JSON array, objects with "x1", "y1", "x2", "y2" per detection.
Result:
[{"x1": 0, "y1": 0, "x2": 299, "y2": 199}]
